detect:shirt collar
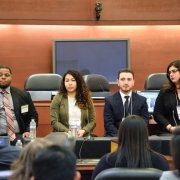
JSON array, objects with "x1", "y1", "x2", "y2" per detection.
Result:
[
  {"x1": 0, "y1": 87, "x2": 11, "y2": 94},
  {"x1": 119, "y1": 90, "x2": 132, "y2": 99}
]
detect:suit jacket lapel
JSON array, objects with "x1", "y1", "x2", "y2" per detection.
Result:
[
  {"x1": 10, "y1": 87, "x2": 19, "y2": 112},
  {"x1": 131, "y1": 92, "x2": 138, "y2": 113},
  {"x1": 115, "y1": 92, "x2": 124, "y2": 116}
]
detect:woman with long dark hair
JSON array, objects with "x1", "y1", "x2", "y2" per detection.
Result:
[
  {"x1": 154, "y1": 60, "x2": 180, "y2": 134},
  {"x1": 50, "y1": 70, "x2": 96, "y2": 137},
  {"x1": 92, "y1": 115, "x2": 169, "y2": 179}
]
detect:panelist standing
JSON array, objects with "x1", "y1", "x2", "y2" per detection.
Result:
[{"x1": 50, "y1": 70, "x2": 96, "y2": 137}]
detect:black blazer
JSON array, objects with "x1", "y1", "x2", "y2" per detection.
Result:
[
  {"x1": 104, "y1": 92, "x2": 149, "y2": 137},
  {"x1": 10, "y1": 86, "x2": 38, "y2": 133},
  {"x1": 153, "y1": 89, "x2": 180, "y2": 132}
]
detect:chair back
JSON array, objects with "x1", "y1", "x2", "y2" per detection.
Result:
[
  {"x1": 94, "y1": 168, "x2": 163, "y2": 180},
  {"x1": 24, "y1": 73, "x2": 62, "y2": 101},
  {"x1": 83, "y1": 74, "x2": 111, "y2": 98},
  {"x1": 144, "y1": 73, "x2": 168, "y2": 90}
]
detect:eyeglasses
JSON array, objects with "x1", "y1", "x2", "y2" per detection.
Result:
[{"x1": 167, "y1": 69, "x2": 179, "y2": 76}]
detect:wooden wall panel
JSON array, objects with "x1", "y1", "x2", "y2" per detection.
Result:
[
  {"x1": 0, "y1": 0, "x2": 93, "y2": 20},
  {"x1": 0, "y1": 25, "x2": 180, "y2": 90},
  {"x1": 0, "y1": 0, "x2": 180, "y2": 25},
  {"x1": 100, "y1": 0, "x2": 180, "y2": 20}
]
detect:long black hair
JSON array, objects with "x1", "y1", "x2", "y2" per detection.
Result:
[
  {"x1": 59, "y1": 70, "x2": 92, "y2": 109},
  {"x1": 115, "y1": 115, "x2": 152, "y2": 168}
]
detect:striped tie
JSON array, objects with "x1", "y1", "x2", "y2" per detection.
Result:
[{"x1": 1, "y1": 90, "x2": 16, "y2": 141}]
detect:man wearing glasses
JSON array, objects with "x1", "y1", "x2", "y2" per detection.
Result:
[{"x1": 154, "y1": 60, "x2": 180, "y2": 134}]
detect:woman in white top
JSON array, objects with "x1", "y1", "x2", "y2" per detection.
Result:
[{"x1": 50, "y1": 70, "x2": 96, "y2": 137}]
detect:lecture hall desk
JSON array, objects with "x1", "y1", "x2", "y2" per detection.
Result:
[
  {"x1": 75, "y1": 136, "x2": 174, "y2": 180},
  {"x1": 34, "y1": 99, "x2": 105, "y2": 137},
  {"x1": 34, "y1": 100, "x2": 174, "y2": 180},
  {"x1": 34, "y1": 99, "x2": 160, "y2": 137}
]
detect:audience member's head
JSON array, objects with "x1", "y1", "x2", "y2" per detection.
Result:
[
  {"x1": 31, "y1": 145, "x2": 81, "y2": 180},
  {"x1": 9, "y1": 138, "x2": 52, "y2": 180},
  {"x1": 45, "y1": 132, "x2": 75, "y2": 150},
  {"x1": 171, "y1": 127, "x2": 180, "y2": 173},
  {"x1": 118, "y1": 115, "x2": 149, "y2": 147},
  {"x1": 116, "y1": 115, "x2": 151, "y2": 167}
]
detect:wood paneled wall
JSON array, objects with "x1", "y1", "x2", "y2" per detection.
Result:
[
  {"x1": 0, "y1": 0, "x2": 180, "y2": 91},
  {"x1": 0, "y1": 0, "x2": 180, "y2": 25},
  {"x1": 0, "y1": 25, "x2": 180, "y2": 90}
]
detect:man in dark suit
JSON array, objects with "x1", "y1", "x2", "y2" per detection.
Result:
[
  {"x1": 104, "y1": 69, "x2": 149, "y2": 137},
  {"x1": 0, "y1": 65, "x2": 38, "y2": 145}
]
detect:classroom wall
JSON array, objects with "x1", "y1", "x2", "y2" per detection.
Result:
[
  {"x1": 0, "y1": 25, "x2": 180, "y2": 90},
  {"x1": 0, "y1": 0, "x2": 180, "y2": 91}
]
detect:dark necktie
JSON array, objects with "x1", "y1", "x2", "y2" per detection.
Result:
[
  {"x1": 124, "y1": 96, "x2": 129, "y2": 117},
  {"x1": 1, "y1": 90, "x2": 16, "y2": 141}
]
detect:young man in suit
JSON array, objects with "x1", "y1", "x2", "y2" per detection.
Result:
[
  {"x1": 0, "y1": 65, "x2": 38, "y2": 145},
  {"x1": 104, "y1": 69, "x2": 149, "y2": 137}
]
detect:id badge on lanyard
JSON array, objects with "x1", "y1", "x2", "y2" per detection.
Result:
[{"x1": 176, "y1": 105, "x2": 180, "y2": 120}]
